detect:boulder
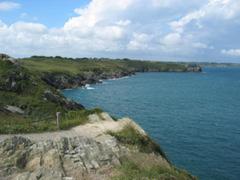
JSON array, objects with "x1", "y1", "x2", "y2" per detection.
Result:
[
  {"x1": 44, "y1": 90, "x2": 84, "y2": 110},
  {"x1": 4, "y1": 105, "x2": 25, "y2": 115},
  {"x1": 0, "y1": 53, "x2": 16, "y2": 64}
]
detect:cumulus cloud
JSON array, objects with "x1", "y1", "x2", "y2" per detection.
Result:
[
  {"x1": 127, "y1": 33, "x2": 152, "y2": 51},
  {"x1": 222, "y1": 49, "x2": 240, "y2": 56},
  {"x1": 0, "y1": 1, "x2": 20, "y2": 11},
  {"x1": 0, "y1": 0, "x2": 240, "y2": 61},
  {"x1": 170, "y1": 0, "x2": 240, "y2": 33}
]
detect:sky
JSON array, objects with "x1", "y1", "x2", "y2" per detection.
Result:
[{"x1": 0, "y1": 0, "x2": 240, "y2": 62}]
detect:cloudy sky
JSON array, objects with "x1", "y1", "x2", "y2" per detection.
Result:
[{"x1": 0, "y1": 0, "x2": 240, "y2": 62}]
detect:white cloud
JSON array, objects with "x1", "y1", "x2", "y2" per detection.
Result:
[
  {"x1": 170, "y1": 0, "x2": 240, "y2": 33},
  {"x1": 193, "y1": 42, "x2": 209, "y2": 49},
  {"x1": 0, "y1": 0, "x2": 240, "y2": 61},
  {"x1": 222, "y1": 49, "x2": 240, "y2": 56},
  {"x1": 0, "y1": 1, "x2": 20, "y2": 11},
  {"x1": 9, "y1": 22, "x2": 47, "y2": 33},
  {"x1": 127, "y1": 33, "x2": 152, "y2": 50},
  {"x1": 116, "y1": 20, "x2": 131, "y2": 26},
  {"x1": 162, "y1": 33, "x2": 182, "y2": 46}
]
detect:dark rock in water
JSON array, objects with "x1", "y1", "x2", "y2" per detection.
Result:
[
  {"x1": 187, "y1": 64, "x2": 202, "y2": 72},
  {"x1": 44, "y1": 90, "x2": 84, "y2": 110}
]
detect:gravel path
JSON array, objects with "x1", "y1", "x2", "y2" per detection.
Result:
[{"x1": 0, "y1": 113, "x2": 132, "y2": 143}]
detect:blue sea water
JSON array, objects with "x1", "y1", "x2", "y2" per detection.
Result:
[{"x1": 63, "y1": 67, "x2": 240, "y2": 180}]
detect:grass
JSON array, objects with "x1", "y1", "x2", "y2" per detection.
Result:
[
  {"x1": 108, "y1": 126, "x2": 168, "y2": 160},
  {"x1": 60, "y1": 108, "x2": 103, "y2": 130},
  {"x1": 0, "y1": 108, "x2": 103, "y2": 134},
  {"x1": 0, "y1": 56, "x2": 190, "y2": 134},
  {"x1": 112, "y1": 157, "x2": 196, "y2": 180},
  {"x1": 20, "y1": 56, "x2": 188, "y2": 76}
]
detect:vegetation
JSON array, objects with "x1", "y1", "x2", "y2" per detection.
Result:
[
  {"x1": 0, "y1": 55, "x2": 197, "y2": 134},
  {"x1": 108, "y1": 125, "x2": 169, "y2": 160},
  {"x1": 0, "y1": 55, "x2": 196, "y2": 178},
  {"x1": 20, "y1": 56, "x2": 189, "y2": 75},
  {"x1": 113, "y1": 157, "x2": 196, "y2": 180},
  {"x1": 0, "y1": 108, "x2": 102, "y2": 134}
]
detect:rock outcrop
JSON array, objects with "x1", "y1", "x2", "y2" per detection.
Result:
[
  {"x1": 0, "y1": 113, "x2": 196, "y2": 180},
  {"x1": 0, "y1": 64, "x2": 30, "y2": 93},
  {"x1": 186, "y1": 64, "x2": 202, "y2": 72},
  {"x1": 41, "y1": 71, "x2": 135, "y2": 89},
  {"x1": 0, "y1": 136, "x2": 122, "y2": 180},
  {"x1": 0, "y1": 53, "x2": 16, "y2": 64},
  {"x1": 44, "y1": 90, "x2": 84, "y2": 110}
]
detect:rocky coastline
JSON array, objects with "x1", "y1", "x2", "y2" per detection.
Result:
[
  {"x1": 40, "y1": 65, "x2": 201, "y2": 90},
  {"x1": 41, "y1": 70, "x2": 135, "y2": 90},
  {"x1": 0, "y1": 54, "x2": 198, "y2": 179}
]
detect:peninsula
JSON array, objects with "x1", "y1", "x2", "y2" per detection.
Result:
[{"x1": 0, "y1": 54, "x2": 199, "y2": 179}]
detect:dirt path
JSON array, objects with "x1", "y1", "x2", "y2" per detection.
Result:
[{"x1": 0, "y1": 113, "x2": 133, "y2": 143}]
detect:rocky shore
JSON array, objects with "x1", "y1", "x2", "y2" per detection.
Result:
[
  {"x1": 41, "y1": 70, "x2": 135, "y2": 89},
  {"x1": 40, "y1": 65, "x2": 201, "y2": 90},
  {"x1": 0, "y1": 54, "x2": 198, "y2": 179}
]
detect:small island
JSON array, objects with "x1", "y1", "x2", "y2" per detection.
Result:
[{"x1": 0, "y1": 54, "x2": 199, "y2": 179}]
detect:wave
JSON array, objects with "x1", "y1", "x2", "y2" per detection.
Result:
[
  {"x1": 84, "y1": 84, "x2": 95, "y2": 90},
  {"x1": 109, "y1": 76, "x2": 130, "y2": 81}
]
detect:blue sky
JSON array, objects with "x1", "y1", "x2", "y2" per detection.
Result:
[
  {"x1": 0, "y1": 0, "x2": 240, "y2": 62},
  {"x1": 0, "y1": 0, "x2": 90, "y2": 27}
]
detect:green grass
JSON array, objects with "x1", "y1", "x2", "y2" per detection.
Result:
[
  {"x1": 0, "y1": 56, "x2": 190, "y2": 134},
  {"x1": 113, "y1": 157, "x2": 196, "y2": 180},
  {"x1": 0, "y1": 108, "x2": 103, "y2": 134},
  {"x1": 108, "y1": 126, "x2": 168, "y2": 160},
  {"x1": 60, "y1": 108, "x2": 103, "y2": 130},
  {"x1": 20, "y1": 56, "x2": 188, "y2": 76}
]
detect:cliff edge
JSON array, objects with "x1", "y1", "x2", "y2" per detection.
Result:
[
  {"x1": 0, "y1": 54, "x2": 198, "y2": 179},
  {"x1": 0, "y1": 113, "x2": 196, "y2": 180}
]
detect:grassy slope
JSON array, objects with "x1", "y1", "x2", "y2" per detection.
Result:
[
  {"x1": 20, "y1": 56, "x2": 188, "y2": 75},
  {"x1": 0, "y1": 60, "x2": 102, "y2": 133},
  {"x1": 109, "y1": 126, "x2": 196, "y2": 180},
  {"x1": 0, "y1": 56, "x2": 189, "y2": 134}
]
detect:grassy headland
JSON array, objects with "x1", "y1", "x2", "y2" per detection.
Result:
[
  {"x1": 0, "y1": 54, "x2": 198, "y2": 179},
  {"x1": 0, "y1": 55, "x2": 201, "y2": 133}
]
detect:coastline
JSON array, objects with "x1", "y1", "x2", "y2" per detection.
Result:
[{"x1": 0, "y1": 55, "x2": 200, "y2": 179}]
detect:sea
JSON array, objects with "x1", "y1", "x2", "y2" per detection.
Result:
[{"x1": 63, "y1": 67, "x2": 240, "y2": 180}]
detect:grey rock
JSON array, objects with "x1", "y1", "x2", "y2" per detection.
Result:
[
  {"x1": 0, "y1": 136, "x2": 122, "y2": 180},
  {"x1": 4, "y1": 105, "x2": 25, "y2": 115},
  {"x1": 44, "y1": 90, "x2": 84, "y2": 110}
]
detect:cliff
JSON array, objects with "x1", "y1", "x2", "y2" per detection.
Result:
[
  {"x1": 0, "y1": 113, "x2": 196, "y2": 180},
  {"x1": 0, "y1": 54, "x2": 198, "y2": 179},
  {"x1": 20, "y1": 56, "x2": 202, "y2": 89},
  {"x1": 0, "y1": 54, "x2": 201, "y2": 133}
]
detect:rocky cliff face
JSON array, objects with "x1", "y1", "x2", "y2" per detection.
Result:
[
  {"x1": 41, "y1": 71, "x2": 135, "y2": 89},
  {"x1": 186, "y1": 64, "x2": 202, "y2": 72},
  {"x1": 0, "y1": 136, "x2": 122, "y2": 180},
  {"x1": 0, "y1": 113, "x2": 196, "y2": 180}
]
